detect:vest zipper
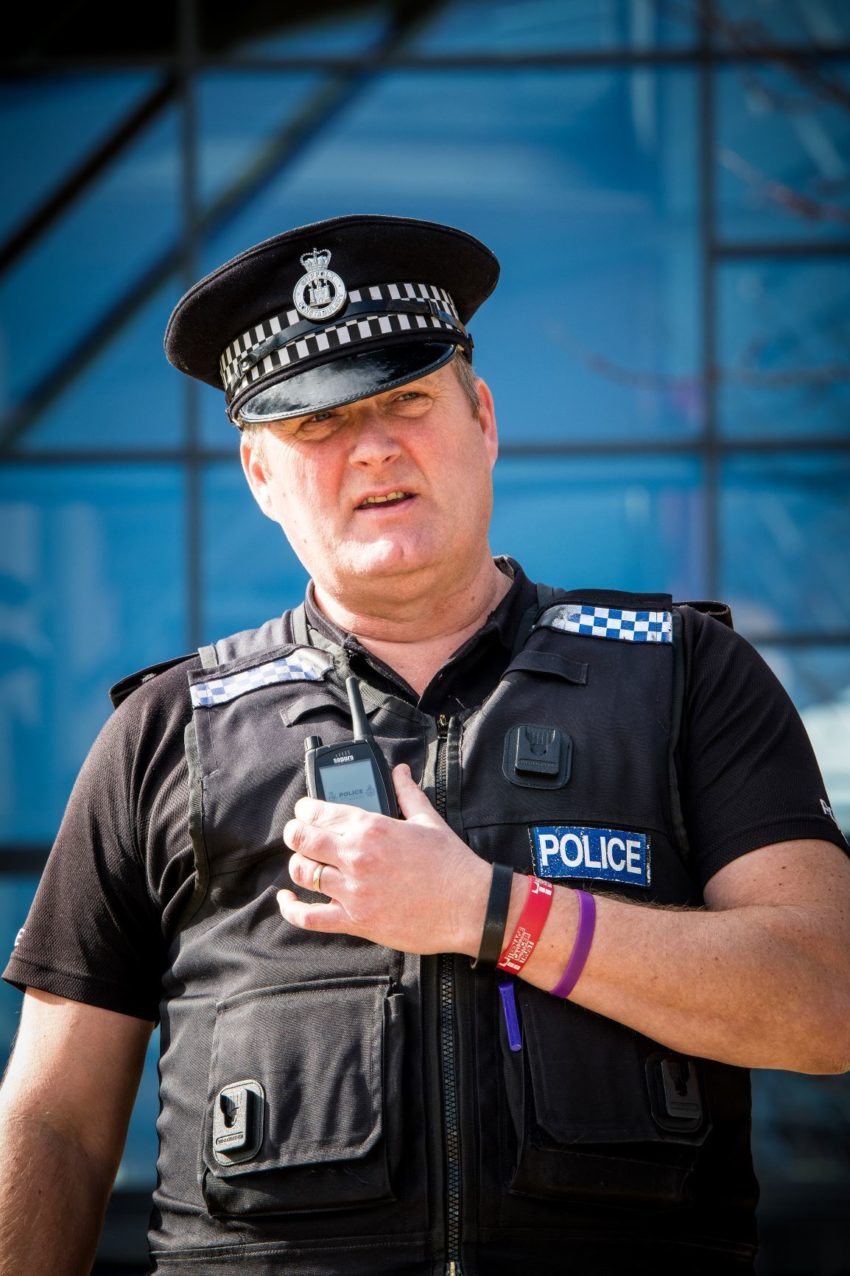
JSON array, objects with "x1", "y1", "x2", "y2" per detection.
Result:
[{"x1": 436, "y1": 711, "x2": 463, "y2": 1276}]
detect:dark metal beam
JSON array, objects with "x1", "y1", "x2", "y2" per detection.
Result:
[
  {"x1": 713, "y1": 239, "x2": 850, "y2": 259},
  {"x1": 4, "y1": 43, "x2": 850, "y2": 73},
  {"x1": 0, "y1": 75, "x2": 177, "y2": 276},
  {"x1": 698, "y1": 0, "x2": 720, "y2": 601},
  {"x1": 0, "y1": 848, "x2": 49, "y2": 873},
  {"x1": 2, "y1": 435, "x2": 849, "y2": 465}
]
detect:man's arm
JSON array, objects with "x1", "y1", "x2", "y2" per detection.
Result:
[
  {"x1": 513, "y1": 835, "x2": 850, "y2": 1073},
  {"x1": 0, "y1": 990, "x2": 153, "y2": 1276},
  {"x1": 280, "y1": 768, "x2": 850, "y2": 1075}
]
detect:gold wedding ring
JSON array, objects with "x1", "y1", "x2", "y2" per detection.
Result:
[{"x1": 312, "y1": 863, "x2": 325, "y2": 894}]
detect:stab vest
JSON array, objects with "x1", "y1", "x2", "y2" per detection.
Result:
[{"x1": 136, "y1": 588, "x2": 758, "y2": 1276}]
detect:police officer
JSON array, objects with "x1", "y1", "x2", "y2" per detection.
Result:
[{"x1": 1, "y1": 215, "x2": 849, "y2": 1276}]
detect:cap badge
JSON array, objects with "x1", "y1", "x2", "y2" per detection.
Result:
[{"x1": 292, "y1": 247, "x2": 348, "y2": 322}]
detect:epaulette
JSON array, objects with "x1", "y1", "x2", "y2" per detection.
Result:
[{"x1": 109, "y1": 653, "x2": 195, "y2": 709}]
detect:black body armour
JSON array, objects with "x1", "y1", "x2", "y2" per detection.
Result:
[{"x1": 146, "y1": 590, "x2": 758, "y2": 1276}]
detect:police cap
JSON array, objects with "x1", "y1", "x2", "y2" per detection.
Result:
[{"x1": 164, "y1": 214, "x2": 500, "y2": 426}]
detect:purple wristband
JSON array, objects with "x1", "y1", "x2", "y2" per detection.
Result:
[{"x1": 550, "y1": 889, "x2": 596, "y2": 999}]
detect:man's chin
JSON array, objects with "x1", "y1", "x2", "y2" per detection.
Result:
[
  {"x1": 309, "y1": 544, "x2": 442, "y2": 607},
  {"x1": 339, "y1": 537, "x2": 436, "y2": 580}
]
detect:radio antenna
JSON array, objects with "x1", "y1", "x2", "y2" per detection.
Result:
[{"x1": 346, "y1": 676, "x2": 373, "y2": 742}]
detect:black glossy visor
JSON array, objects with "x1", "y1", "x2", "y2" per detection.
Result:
[{"x1": 236, "y1": 341, "x2": 457, "y2": 424}]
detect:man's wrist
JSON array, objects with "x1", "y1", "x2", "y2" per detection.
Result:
[{"x1": 459, "y1": 860, "x2": 516, "y2": 958}]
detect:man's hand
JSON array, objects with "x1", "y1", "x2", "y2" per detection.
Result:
[{"x1": 280, "y1": 763, "x2": 491, "y2": 955}]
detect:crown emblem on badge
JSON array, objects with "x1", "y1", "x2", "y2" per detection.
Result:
[
  {"x1": 293, "y1": 246, "x2": 348, "y2": 322},
  {"x1": 300, "y1": 248, "x2": 332, "y2": 275}
]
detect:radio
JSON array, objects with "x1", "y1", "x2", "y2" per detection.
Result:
[{"x1": 303, "y1": 676, "x2": 399, "y2": 817}]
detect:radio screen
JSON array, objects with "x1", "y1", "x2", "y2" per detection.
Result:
[{"x1": 318, "y1": 757, "x2": 384, "y2": 812}]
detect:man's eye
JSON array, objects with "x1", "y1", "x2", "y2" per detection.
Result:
[
  {"x1": 391, "y1": 391, "x2": 430, "y2": 410},
  {"x1": 293, "y1": 412, "x2": 341, "y2": 439}
]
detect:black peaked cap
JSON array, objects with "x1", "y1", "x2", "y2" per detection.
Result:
[{"x1": 164, "y1": 213, "x2": 500, "y2": 424}]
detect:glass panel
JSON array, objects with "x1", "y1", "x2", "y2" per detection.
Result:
[
  {"x1": 0, "y1": 107, "x2": 181, "y2": 415},
  {"x1": 753, "y1": 1070, "x2": 850, "y2": 1192},
  {"x1": 0, "y1": 73, "x2": 161, "y2": 244},
  {"x1": 0, "y1": 466, "x2": 186, "y2": 842},
  {"x1": 202, "y1": 463, "x2": 309, "y2": 641},
  {"x1": 0, "y1": 876, "x2": 39, "y2": 1058},
  {"x1": 716, "y1": 60, "x2": 850, "y2": 244},
  {"x1": 711, "y1": 0, "x2": 850, "y2": 49},
  {"x1": 20, "y1": 285, "x2": 183, "y2": 452},
  {"x1": 491, "y1": 456, "x2": 704, "y2": 598},
  {"x1": 720, "y1": 453, "x2": 850, "y2": 637},
  {"x1": 196, "y1": 71, "x2": 324, "y2": 209},
  {"x1": 717, "y1": 258, "x2": 850, "y2": 439},
  {"x1": 203, "y1": 68, "x2": 700, "y2": 444},
  {"x1": 755, "y1": 644, "x2": 850, "y2": 834},
  {"x1": 116, "y1": 1030, "x2": 159, "y2": 1189},
  {"x1": 752, "y1": 1068, "x2": 850, "y2": 1272},
  {"x1": 409, "y1": 0, "x2": 696, "y2": 52},
  {"x1": 209, "y1": 5, "x2": 389, "y2": 56}
]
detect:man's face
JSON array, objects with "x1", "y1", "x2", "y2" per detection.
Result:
[{"x1": 240, "y1": 362, "x2": 499, "y2": 609}]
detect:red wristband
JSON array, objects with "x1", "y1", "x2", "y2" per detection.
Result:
[{"x1": 497, "y1": 876, "x2": 554, "y2": 974}]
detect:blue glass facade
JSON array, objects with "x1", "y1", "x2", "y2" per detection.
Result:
[{"x1": 1, "y1": 3, "x2": 849, "y2": 1269}]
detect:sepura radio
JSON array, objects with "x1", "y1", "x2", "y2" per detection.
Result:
[{"x1": 303, "y1": 676, "x2": 399, "y2": 817}]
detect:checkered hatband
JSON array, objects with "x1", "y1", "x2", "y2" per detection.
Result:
[
  {"x1": 541, "y1": 604, "x2": 673, "y2": 644},
  {"x1": 219, "y1": 281, "x2": 467, "y2": 412}
]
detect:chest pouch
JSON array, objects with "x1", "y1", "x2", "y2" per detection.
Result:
[
  {"x1": 497, "y1": 981, "x2": 710, "y2": 1208},
  {"x1": 200, "y1": 976, "x2": 405, "y2": 1216}
]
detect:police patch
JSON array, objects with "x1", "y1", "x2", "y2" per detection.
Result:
[{"x1": 531, "y1": 825, "x2": 651, "y2": 887}]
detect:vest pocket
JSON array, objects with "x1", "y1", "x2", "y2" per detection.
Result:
[
  {"x1": 200, "y1": 975, "x2": 404, "y2": 1216},
  {"x1": 500, "y1": 982, "x2": 710, "y2": 1207}
]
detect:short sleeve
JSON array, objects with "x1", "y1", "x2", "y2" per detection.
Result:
[
  {"x1": 2, "y1": 662, "x2": 196, "y2": 1022},
  {"x1": 678, "y1": 608, "x2": 848, "y2": 889}
]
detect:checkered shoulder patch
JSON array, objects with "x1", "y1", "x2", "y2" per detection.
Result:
[
  {"x1": 541, "y1": 604, "x2": 672, "y2": 644},
  {"x1": 190, "y1": 649, "x2": 331, "y2": 708}
]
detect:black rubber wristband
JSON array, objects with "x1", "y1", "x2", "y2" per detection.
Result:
[{"x1": 471, "y1": 863, "x2": 514, "y2": 970}]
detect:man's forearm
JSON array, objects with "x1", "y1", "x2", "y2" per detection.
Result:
[
  {"x1": 512, "y1": 849, "x2": 850, "y2": 1073},
  {"x1": 0, "y1": 1108, "x2": 115, "y2": 1276}
]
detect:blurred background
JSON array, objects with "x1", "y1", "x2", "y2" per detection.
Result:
[{"x1": 1, "y1": 1, "x2": 849, "y2": 1272}]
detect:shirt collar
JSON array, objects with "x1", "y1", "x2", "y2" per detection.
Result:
[{"x1": 302, "y1": 557, "x2": 535, "y2": 657}]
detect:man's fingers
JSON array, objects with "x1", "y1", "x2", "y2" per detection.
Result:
[
  {"x1": 288, "y1": 854, "x2": 341, "y2": 897},
  {"x1": 393, "y1": 764, "x2": 439, "y2": 822},
  {"x1": 277, "y1": 889, "x2": 349, "y2": 933},
  {"x1": 293, "y1": 795, "x2": 364, "y2": 827},
  {"x1": 283, "y1": 817, "x2": 343, "y2": 862}
]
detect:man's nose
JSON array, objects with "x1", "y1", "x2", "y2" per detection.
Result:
[{"x1": 347, "y1": 413, "x2": 402, "y2": 466}]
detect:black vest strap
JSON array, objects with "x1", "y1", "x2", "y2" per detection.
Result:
[{"x1": 290, "y1": 602, "x2": 310, "y2": 647}]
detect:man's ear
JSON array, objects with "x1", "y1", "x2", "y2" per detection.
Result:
[
  {"x1": 476, "y1": 378, "x2": 499, "y2": 468},
  {"x1": 239, "y1": 431, "x2": 274, "y2": 519}
]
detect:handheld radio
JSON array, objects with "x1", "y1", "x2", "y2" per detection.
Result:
[{"x1": 303, "y1": 676, "x2": 399, "y2": 817}]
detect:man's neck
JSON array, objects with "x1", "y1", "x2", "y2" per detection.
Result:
[{"x1": 311, "y1": 558, "x2": 513, "y2": 695}]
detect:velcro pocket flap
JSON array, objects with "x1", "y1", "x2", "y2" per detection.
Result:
[
  {"x1": 506, "y1": 650, "x2": 588, "y2": 685},
  {"x1": 201, "y1": 976, "x2": 402, "y2": 1215}
]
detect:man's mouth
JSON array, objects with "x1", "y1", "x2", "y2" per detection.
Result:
[{"x1": 356, "y1": 491, "x2": 414, "y2": 510}]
